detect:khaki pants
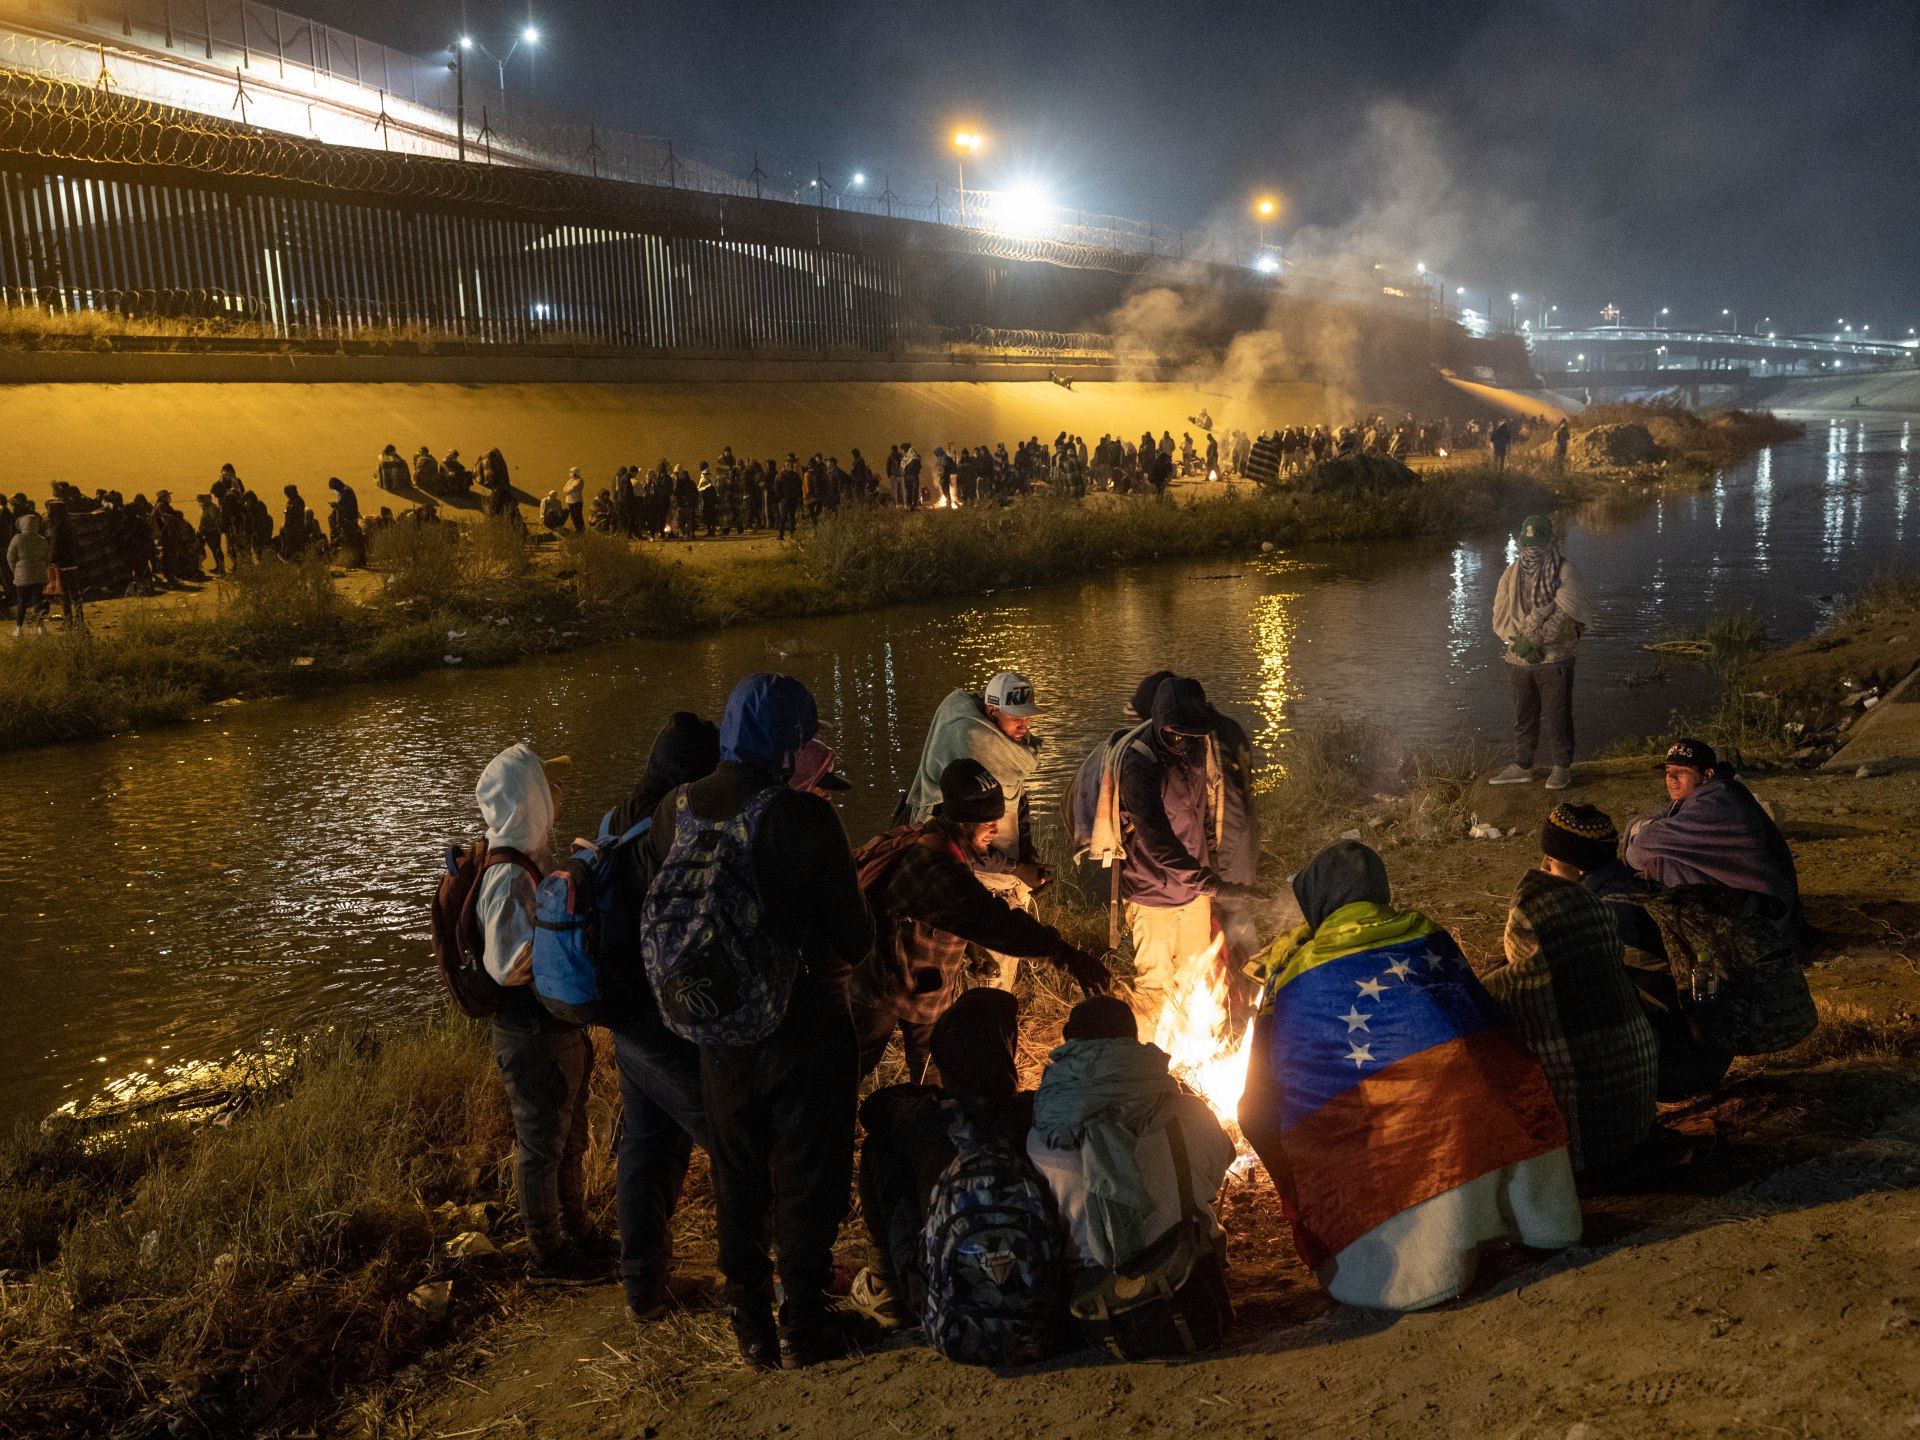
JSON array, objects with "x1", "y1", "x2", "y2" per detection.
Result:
[{"x1": 1126, "y1": 897, "x2": 1214, "y2": 1025}]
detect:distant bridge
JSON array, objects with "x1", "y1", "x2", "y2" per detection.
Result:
[{"x1": 1529, "y1": 327, "x2": 1915, "y2": 385}]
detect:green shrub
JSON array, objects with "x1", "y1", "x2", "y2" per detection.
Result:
[
  {"x1": 460, "y1": 519, "x2": 531, "y2": 587},
  {"x1": 222, "y1": 554, "x2": 338, "y2": 637},
  {"x1": 369, "y1": 521, "x2": 462, "y2": 602}
]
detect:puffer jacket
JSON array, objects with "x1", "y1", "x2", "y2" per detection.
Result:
[{"x1": 8, "y1": 514, "x2": 50, "y2": 586}]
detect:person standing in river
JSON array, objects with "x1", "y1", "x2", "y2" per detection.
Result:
[{"x1": 1491, "y1": 514, "x2": 1591, "y2": 791}]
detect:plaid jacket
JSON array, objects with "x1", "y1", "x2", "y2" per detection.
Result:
[
  {"x1": 1485, "y1": 867, "x2": 1659, "y2": 1174},
  {"x1": 852, "y1": 823, "x2": 1064, "y2": 1024}
]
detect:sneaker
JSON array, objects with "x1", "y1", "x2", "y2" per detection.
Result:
[
  {"x1": 730, "y1": 1307, "x2": 782, "y2": 1373},
  {"x1": 1544, "y1": 766, "x2": 1573, "y2": 791},
  {"x1": 778, "y1": 1309, "x2": 872, "y2": 1370},
  {"x1": 848, "y1": 1267, "x2": 905, "y2": 1330},
  {"x1": 526, "y1": 1241, "x2": 614, "y2": 1288},
  {"x1": 1489, "y1": 764, "x2": 1535, "y2": 786}
]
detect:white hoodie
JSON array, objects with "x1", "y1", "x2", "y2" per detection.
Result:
[{"x1": 474, "y1": 744, "x2": 555, "y2": 986}]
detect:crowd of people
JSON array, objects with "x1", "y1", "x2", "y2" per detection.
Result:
[
  {"x1": 4, "y1": 410, "x2": 1568, "y2": 632},
  {"x1": 447, "y1": 634, "x2": 1807, "y2": 1372}
]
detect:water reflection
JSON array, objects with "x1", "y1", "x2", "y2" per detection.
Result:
[{"x1": 4, "y1": 421, "x2": 1918, "y2": 1124}]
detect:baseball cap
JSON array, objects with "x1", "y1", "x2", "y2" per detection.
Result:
[
  {"x1": 1126, "y1": 669, "x2": 1176, "y2": 720},
  {"x1": 1519, "y1": 514, "x2": 1554, "y2": 547},
  {"x1": 1658, "y1": 738, "x2": 1717, "y2": 772},
  {"x1": 984, "y1": 672, "x2": 1046, "y2": 718},
  {"x1": 540, "y1": 754, "x2": 572, "y2": 788}
]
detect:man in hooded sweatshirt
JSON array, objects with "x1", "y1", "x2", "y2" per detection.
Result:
[
  {"x1": 904, "y1": 672, "x2": 1053, "y2": 989},
  {"x1": 599, "y1": 713, "x2": 723, "y2": 1321},
  {"x1": 640, "y1": 673, "x2": 872, "y2": 1370},
  {"x1": 1118, "y1": 677, "x2": 1255, "y2": 1020},
  {"x1": 472, "y1": 744, "x2": 609, "y2": 1287},
  {"x1": 1490, "y1": 513, "x2": 1591, "y2": 792}
]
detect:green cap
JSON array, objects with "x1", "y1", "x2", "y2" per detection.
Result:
[{"x1": 1519, "y1": 514, "x2": 1554, "y2": 547}]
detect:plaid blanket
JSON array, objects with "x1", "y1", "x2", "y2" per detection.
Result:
[{"x1": 1485, "y1": 868, "x2": 1658, "y2": 1173}]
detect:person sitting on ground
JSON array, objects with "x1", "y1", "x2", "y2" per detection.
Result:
[
  {"x1": 852, "y1": 988, "x2": 1033, "y2": 1328},
  {"x1": 853, "y1": 758, "x2": 1111, "y2": 1081},
  {"x1": 1481, "y1": 863, "x2": 1660, "y2": 1177},
  {"x1": 412, "y1": 445, "x2": 443, "y2": 495},
  {"x1": 376, "y1": 443, "x2": 410, "y2": 492},
  {"x1": 540, "y1": 491, "x2": 568, "y2": 534},
  {"x1": 904, "y1": 672, "x2": 1053, "y2": 989},
  {"x1": 1238, "y1": 840, "x2": 1580, "y2": 1312},
  {"x1": 1027, "y1": 995, "x2": 1237, "y2": 1275},
  {"x1": 1537, "y1": 802, "x2": 1734, "y2": 1101},
  {"x1": 1623, "y1": 738, "x2": 1801, "y2": 933}
]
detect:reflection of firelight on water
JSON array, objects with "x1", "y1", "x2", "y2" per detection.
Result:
[{"x1": 1151, "y1": 934, "x2": 1254, "y2": 1127}]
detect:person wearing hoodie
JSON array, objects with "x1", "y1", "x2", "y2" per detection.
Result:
[
  {"x1": 473, "y1": 744, "x2": 608, "y2": 1288},
  {"x1": 598, "y1": 714, "x2": 723, "y2": 1320},
  {"x1": 1490, "y1": 513, "x2": 1591, "y2": 792},
  {"x1": 640, "y1": 673, "x2": 872, "y2": 1371},
  {"x1": 853, "y1": 759, "x2": 1110, "y2": 1079},
  {"x1": 1118, "y1": 677, "x2": 1255, "y2": 1019},
  {"x1": 8, "y1": 512, "x2": 50, "y2": 636},
  {"x1": 851, "y1": 988, "x2": 1035, "y2": 1328},
  {"x1": 1026, "y1": 995, "x2": 1236, "y2": 1272},
  {"x1": 903, "y1": 672, "x2": 1052, "y2": 989},
  {"x1": 901, "y1": 444, "x2": 923, "y2": 510}
]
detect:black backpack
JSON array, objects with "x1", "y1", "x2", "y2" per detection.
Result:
[
  {"x1": 1640, "y1": 884, "x2": 1816, "y2": 1056},
  {"x1": 1068, "y1": 1118, "x2": 1234, "y2": 1360},
  {"x1": 429, "y1": 842, "x2": 541, "y2": 1019}
]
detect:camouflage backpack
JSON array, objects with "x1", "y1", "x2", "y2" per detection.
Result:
[
  {"x1": 920, "y1": 1103, "x2": 1068, "y2": 1367},
  {"x1": 639, "y1": 787, "x2": 798, "y2": 1045},
  {"x1": 1640, "y1": 884, "x2": 1816, "y2": 1056}
]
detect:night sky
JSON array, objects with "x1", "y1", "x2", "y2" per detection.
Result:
[{"x1": 297, "y1": 0, "x2": 1919, "y2": 339}]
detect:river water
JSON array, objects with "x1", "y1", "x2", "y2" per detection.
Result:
[{"x1": 3, "y1": 416, "x2": 1912, "y2": 1125}]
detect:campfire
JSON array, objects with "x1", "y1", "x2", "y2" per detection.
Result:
[{"x1": 1150, "y1": 934, "x2": 1254, "y2": 1126}]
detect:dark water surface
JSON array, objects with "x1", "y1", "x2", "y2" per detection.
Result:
[{"x1": 3, "y1": 417, "x2": 1913, "y2": 1123}]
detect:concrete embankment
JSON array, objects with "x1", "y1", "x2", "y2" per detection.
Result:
[
  {"x1": 1737, "y1": 368, "x2": 1920, "y2": 414},
  {"x1": 1, "y1": 373, "x2": 1558, "y2": 508}
]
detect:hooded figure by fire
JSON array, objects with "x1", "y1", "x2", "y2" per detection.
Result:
[{"x1": 1238, "y1": 840, "x2": 1582, "y2": 1311}]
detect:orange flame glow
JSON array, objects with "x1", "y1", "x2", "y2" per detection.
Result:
[{"x1": 1151, "y1": 933, "x2": 1254, "y2": 1126}]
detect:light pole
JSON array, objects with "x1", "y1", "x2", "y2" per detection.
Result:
[
  {"x1": 1509, "y1": 292, "x2": 1520, "y2": 333},
  {"x1": 1721, "y1": 307, "x2": 1738, "y2": 334},
  {"x1": 471, "y1": 25, "x2": 540, "y2": 92},
  {"x1": 1255, "y1": 196, "x2": 1276, "y2": 250},
  {"x1": 452, "y1": 36, "x2": 472, "y2": 161},
  {"x1": 951, "y1": 129, "x2": 983, "y2": 225},
  {"x1": 1659, "y1": 306, "x2": 1669, "y2": 329}
]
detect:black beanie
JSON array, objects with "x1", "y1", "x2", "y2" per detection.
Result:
[
  {"x1": 929, "y1": 989, "x2": 1019, "y2": 1101},
  {"x1": 1063, "y1": 995, "x2": 1138, "y2": 1042},
  {"x1": 1127, "y1": 669, "x2": 1175, "y2": 720},
  {"x1": 938, "y1": 758, "x2": 1006, "y2": 823},
  {"x1": 1541, "y1": 803, "x2": 1618, "y2": 873}
]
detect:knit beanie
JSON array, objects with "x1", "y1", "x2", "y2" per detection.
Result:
[
  {"x1": 938, "y1": 758, "x2": 1006, "y2": 823},
  {"x1": 1541, "y1": 802, "x2": 1618, "y2": 873},
  {"x1": 1519, "y1": 514, "x2": 1554, "y2": 548}
]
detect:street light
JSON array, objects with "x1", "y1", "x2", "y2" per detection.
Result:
[
  {"x1": 1659, "y1": 306, "x2": 1670, "y2": 329},
  {"x1": 467, "y1": 25, "x2": 540, "y2": 93},
  {"x1": 1254, "y1": 195, "x2": 1277, "y2": 249},
  {"x1": 1721, "y1": 307, "x2": 1738, "y2": 334},
  {"x1": 450, "y1": 36, "x2": 475, "y2": 160},
  {"x1": 850, "y1": 172, "x2": 866, "y2": 188},
  {"x1": 951, "y1": 129, "x2": 983, "y2": 224}
]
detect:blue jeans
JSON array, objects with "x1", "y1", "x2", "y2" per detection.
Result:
[
  {"x1": 607, "y1": 1004, "x2": 710, "y2": 1299},
  {"x1": 491, "y1": 1022, "x2": 592, "y2": 1261}
]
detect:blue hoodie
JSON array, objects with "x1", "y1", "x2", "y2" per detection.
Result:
[{"x1": 719, "y1": 672, "x2": 818, "y2": 776}]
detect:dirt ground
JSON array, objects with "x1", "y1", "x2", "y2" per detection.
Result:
[{"x1": 387, "y1": 743, "x2": 1920, "y2": 1440}]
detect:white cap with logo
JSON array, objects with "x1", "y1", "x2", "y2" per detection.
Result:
[{"x1": 984, "y1": 672, "x2": 1046, "y2": 718}]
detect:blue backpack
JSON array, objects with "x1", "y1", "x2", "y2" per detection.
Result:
[
  {"x1": 920, "y1": 1104, "x2": 1068, "y2": 1368},
  {"x1": 531, "y1": 810, "x2": 652, "y2": 1027},
  {"x1": 638, "y1": 787, "x2": 798, "y2": 1045}
]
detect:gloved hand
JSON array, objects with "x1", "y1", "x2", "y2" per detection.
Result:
[
  {"x1": 1014, "y1": 860, "x2": 1054, "y2": 893},
  {"x1": 1059, "y1": 946, "x2": 1114, "y2": 996},
  {"x1": 1509, "y1": 633, "x2": 1544, "y2": 664}
]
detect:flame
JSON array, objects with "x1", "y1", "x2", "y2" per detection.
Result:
[{"x1": 1150, "y1": 933, "x2": 1253, "y2": 1126}]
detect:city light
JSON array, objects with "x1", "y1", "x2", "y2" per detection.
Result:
[
  {"x1": 522, "y1": 26, "x2": 539, "y2": 43},
  {"x1": 458, "y1": 34, "x2": 473, "y2": 48},
  {"x1": 1255, "y1": 253, "x2": 1281, "y2": 274},
  {"x1": 952, "y1": 130, "x2": 983, "y2": 153},
  {"x1": 1415, "y1": 261, "x2": 1426, "y2": 274},
  {"x1": 1255, "y1": 197, "x2": 1276, "y2": 217},
  {"x1": 850, "y1": 172, "x2": 866, "y2": 187},
  {"x1": 996, "y1": 184, "x2": 1051, "y2": 237}
]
